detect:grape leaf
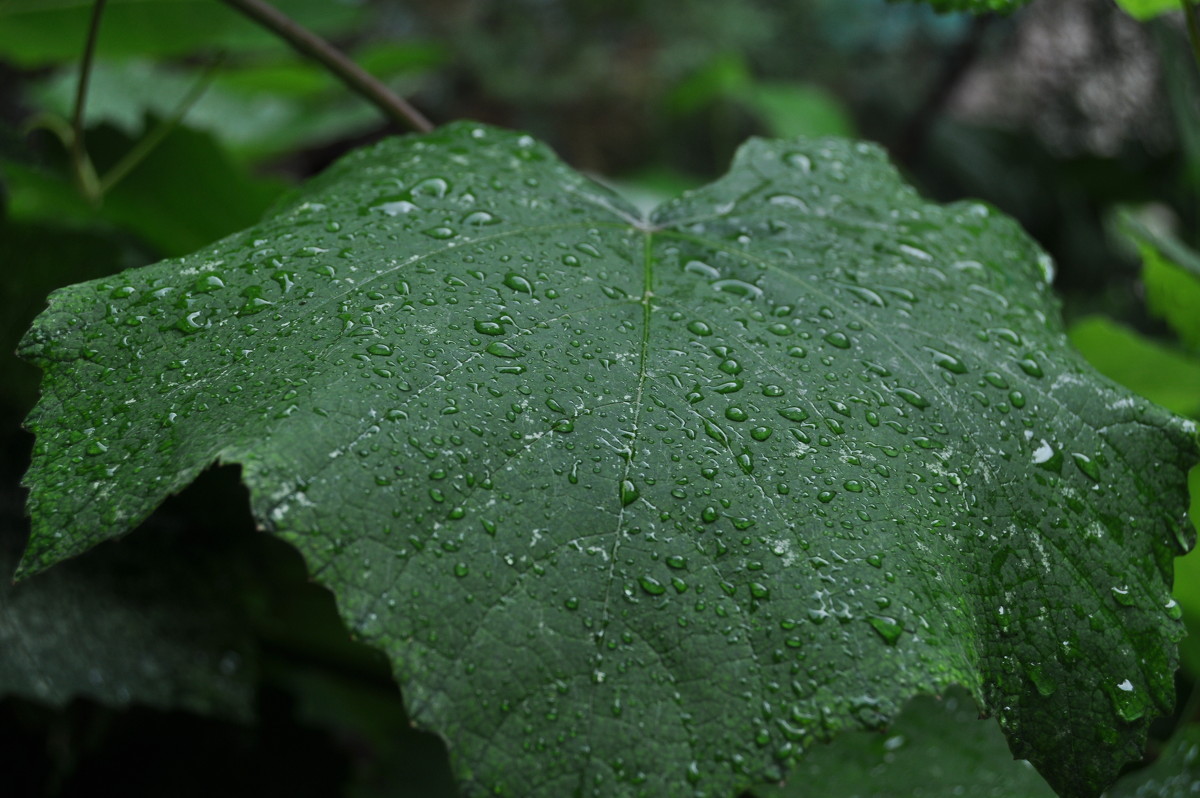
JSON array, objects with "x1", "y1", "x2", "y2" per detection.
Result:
[{"x1": 17, "y1": 123, "x2": 1198, "y2": 798}]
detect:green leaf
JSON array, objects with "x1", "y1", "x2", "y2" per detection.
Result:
[
  {"x1": 1113, "y1": 0, "x2": 1193, "y2": 21},
  {"x1": 31, "y1": 54, "x2": 441, "y2": 164},
  {"x1": 748, "y1": 83, "x2": 856, "y2": 140},
  {"x1": 1107, "y1": 723, "x2": 1200, "y2": 796},
  {"x1": 1135, "y1": 239, "x2": 1200, "y2": 355},
  {"x1": 1067, "y1": 317, "x2": 1200, "y2": 418},
  {"x1": 887, "y1": 0, "x2": 1031, "y2": 13},
  {"x1": 755, "y1": 687, "x2": 1057, "y2": 797},
  {"x1": 0, "y1": 511, "x2": 254, "y2": 718},
  {"x1": 18, "y1": 124, "x2": 1199, "y2": 798},
  {"x1": 0, "y1": 0, "x2": 362, "y2": 67},
  {"x1": 1, "y1": 122, "x2": 286, "y2": 257}
]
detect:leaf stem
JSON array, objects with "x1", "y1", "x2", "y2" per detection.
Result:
[
  {"x1": 216, "y1": 0, "x2": 434, "y2": 134},
  {"x1": 97, "y1": 54, "x2": 227, "y2": 196},
  {"x1": 70, "y1": 0, "x2": 107, "y2": 203}
]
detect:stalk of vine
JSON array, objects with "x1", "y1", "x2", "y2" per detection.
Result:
[
  {"x1": 216, "y1": 0, "x2": 434, "y2": 134},
  {"x1": 70, "y1": 0, "x2": 106, "y2": 203}
]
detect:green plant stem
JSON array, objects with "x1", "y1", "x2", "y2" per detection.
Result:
[
  {"x1": 97, "y1": 54, "x2": 226, "y2": 196},
  {"x1": 70, "y1": 0, "x2": 107, "y2": 203},
  {"x1": 1185, "y1": 0, "x2": 1200, "y2": 71},
  {"x1": 216, "y1": 0, "x2": 434, "y2": 134}
]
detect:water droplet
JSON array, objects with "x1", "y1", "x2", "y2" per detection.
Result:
[
  {"x1": 712, "y1": 279, "x2": 763, "y2": 300},
  {"x1": 367, "y1": 343, "x2": 393, "y2": 356},
  {"x1": 823, "y1": 331, "x2": 851, "y2": 349},
  {"x1": 926, "y1": 348, "x2": 967, "y2": 374},
  {"x1": 725, "y1": 407, "x2": 749, "y2": 422},
  {"x1": 684, "y1": 260, "x2": 720, "y2": 279},
  {"x1": 1072, "y1": 453, "x2": 1101, "y2": 482},
  {"x1": 1027, "y1": 665, "x2": 1057, "y2": 697},
  {"x1": 750, "y1": 426, "x2": 773, "y2": 441},
  {"x1": 1111, "y1": 585, "x2": 1135, "y2": 607},
  {"x1": 703, "y1": 419, "x2": 729, "y2": 446},
  {"x1": 1018, "y1": 357, "x2": 1044, "y2": 378},
  {"x1": 485, "y1": 341, "x2": 521, "y2": 359},
  {"x1": 503, "y1": 273, "x2": 533, "y2": 294},
  {"x1": 894, "y1": 388, "x2": 929, "y2": 409},
  {"x1": 1109, "y1": 679, "x2": 1145, "y2": 722},
  {"x1": 639, "y1": 575, "x2": 666, "y2": 596},
  {"x1": 462, "y1": 210, "x2": 500, "y2": 226},
  {"x1": 474, "y1": 319, "x2": 505, "y2": 335},
  {"x1": 687, "y1": 320, "x2": 713, "y2": 336},
  {"x1": 778, "y1": 407, "x2": 809, "y2": 423},
  {"x1": 454, "y1": 563, "x2": 470, "y2": 578},
  {"x1": 868, "y1": 616, "x2": 903, "y2": 646},
  {"x1": 412, "y1": 176, "x2": 450, "y2": 198},
  {"x1": 620, "y1": 479, "x2": 640, "y2": 506},
  {"x1": 423, "y1": 226, "x2": 456, "y2": 240}
]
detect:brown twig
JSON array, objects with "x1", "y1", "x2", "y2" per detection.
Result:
[{"x1": 217, "y1": 0, "x2": 434, "y2": 134}]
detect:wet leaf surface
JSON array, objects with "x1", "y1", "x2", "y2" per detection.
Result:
[{"x1": 17, "y1": 123, "x2": 1199, "y2": 797}]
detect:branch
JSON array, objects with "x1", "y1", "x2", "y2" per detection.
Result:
[
  {"x1": 70, "y1": 0, "x2": 107, "y2": 202},
  {"x1": 217, "y1": 0, "x2": 434, "y2": 134}
]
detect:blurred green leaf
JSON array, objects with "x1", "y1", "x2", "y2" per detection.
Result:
[
  {"x1": 1117, "y1": 213, "x2": 1200, "y2": 354},
  {"x1": 756, "y1": 687, "x2": 1056, "y2": 798},
  {"x1": 0, "y1": 513, "x2": 255, "y2": 719},
  {"x1": 748, "y1": 83, "x2": 855, "y2": 139},
  {"x1": 91, "y1": 121, "x2": 286, "y2": 255},
  {"x1": 1068, "y1": 316, "x2": 1200, "y2": 418},
  {"x1": 668, "y1": 53, "x2": 854, "y2": 139},
  {"x1": 1107, "y1": 723, "x2": 1200, "y2": 797},
  {"x1": 1114, "y1": 0, "x2": 1192, "y2": 20},
  {"x1": 0, "y1": 0, "x2": 363, "y2": 67},
  {"x1": 667, "y1": 51, "x2": 751, "y2": 116},
  {"x1": 32, "y1": 59, "x2": 385, "y2": 163}
]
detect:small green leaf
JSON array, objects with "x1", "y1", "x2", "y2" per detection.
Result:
[
  {"x1": 1113, "y1": 0, "x2": 1193, "y2": 21},
  {"x1": 19, "y1": 124, "x2": 1199, "y2": 798},
  {"x1": 1068, "y1": 316, "x2": 1200, "y2": 418}
]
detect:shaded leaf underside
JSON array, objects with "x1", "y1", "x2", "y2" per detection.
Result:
[{"x1": 18, "y1": 123, "x2": 1198, "y2": 798}]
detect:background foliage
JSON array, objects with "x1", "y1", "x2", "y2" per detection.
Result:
[{"x1": 2, "y1": 0, "x2": 1200, "y2": 796}]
